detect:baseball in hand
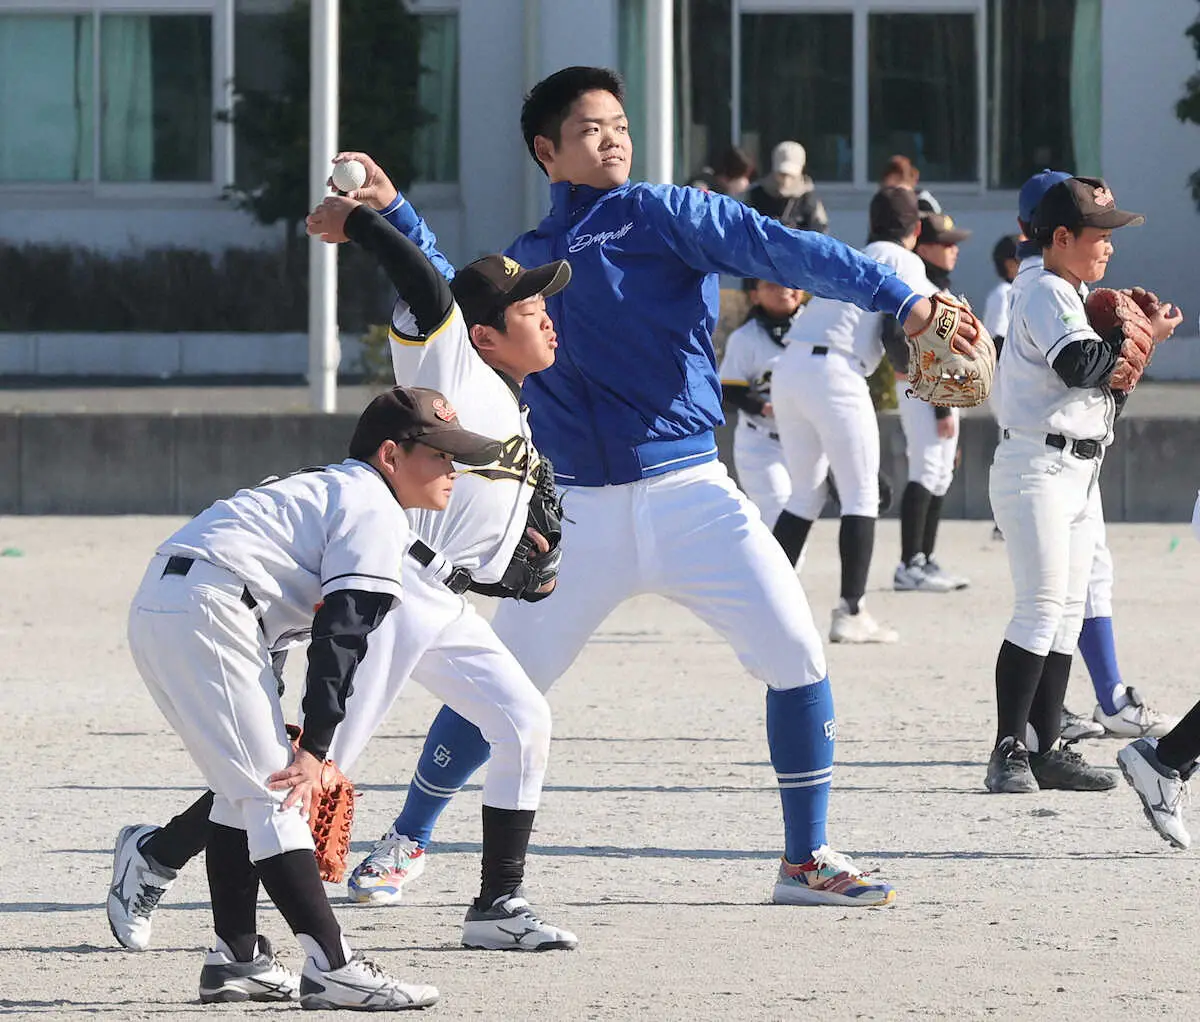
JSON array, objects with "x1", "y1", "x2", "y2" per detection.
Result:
[{"x1": 330, "y1": 159, "x2": 367, "y2": 194}]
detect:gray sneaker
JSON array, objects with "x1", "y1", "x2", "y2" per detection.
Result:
[
  {"x1": 1030, "y1": 746, "x2": 1117, "y2": 791},
  {"x1": 199, "y1": 937, "x2": 300, "y2": 1003},
  {"x1": 985, "y1": 737, "x2": 1039, "y2": 793},
  {"x1": 893, "y1": 553, "x2": 956, "y2": 593},
  {"x1": 462, "y1": 890, "x2": 577, "y2": 951}
]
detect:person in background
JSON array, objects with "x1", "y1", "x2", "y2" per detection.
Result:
[
  {"x1": 689, "y1": 145, "x2": 756, "y2": 198},
  {"x1": 746, "y1": 141, "x2": 829, "y2": 233},
  {"x1": 878, "y1": 154, "x2": 941, "y2": 215}
]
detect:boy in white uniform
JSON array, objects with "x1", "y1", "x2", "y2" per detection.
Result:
[
  {"x1": 771, "y1": 187, "x2": 932, "y2": 644},
  {"x1": 124, "y1": 385, "x2": 498, "y2": 1009},
  {"x1": 719, "y1": 278, "x2": 807, "y2": 528},
  {"x1": 985, "y1": 176, "x2": 1179, "y2": 794},
  {"x1": 308, "y1": 192, "x2": 578, "y2": 951}
]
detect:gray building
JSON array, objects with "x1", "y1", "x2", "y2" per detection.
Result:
[{"x1": 2, "y1": 0, "x2": 1199, "y2": 374}]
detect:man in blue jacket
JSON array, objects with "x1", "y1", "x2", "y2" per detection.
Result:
[{"x1": 334, "y1": 66, "x2": 974, "y2": 910}]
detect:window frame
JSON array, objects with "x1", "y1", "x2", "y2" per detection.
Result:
[
  {"x1": 734, "y1": 0, "x2": 988, "y2": 194},
  {"x1": 0, "y1": 0, "x2": 230, "y2": 198}
]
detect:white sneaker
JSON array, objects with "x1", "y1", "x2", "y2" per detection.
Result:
[
  {"x1": 1117, "y1": 738, "x2": 1191, "y2": 850},
  {"x1": 462, "y1": 890, "x2": 578, "y2": 951},
  {"x1": 346, "y1": 834, "x2": 427, "y2": 905},
  {"x1": 924, "y1": 556, "x2": 970, "y2": 590},
  {"x1": 893, "y1": 553, "x2": 956, "y2": 593},
  {"x1": 299, "y1": 954, "x2": 439, "y2": 1010},
  {"x1": 107, "y1": 824, "x2": 175, "y2": 951},
  {"x1": 199, "y1": 936, "x2": 300, "y2": 1003},
  {"x1": 830, "y1": 601, "x2": 898, "y2": 644},
  {"x1": 1061, "y1": 706, "x2": 1106, "y2": 743},
  {"x1": 1095, "y1": 689, "x2": 1180, "y2": 739}
]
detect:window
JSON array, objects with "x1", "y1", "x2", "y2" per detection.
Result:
[
  {"x1": 0, "y1": 10, "x2": 213, "y2": 185},
  {"x1": 988, "y1": 0, "x2": 1101, "y2": 188},
  {"x1": 741, "y1": 12, "x2": 852, "y2": 183},
  {"x1": 413, "y1": 13, "x2": 459, "y2": 183},
  {"x1": 868, "y1": 13, "x2": 977, "y2": 183}
]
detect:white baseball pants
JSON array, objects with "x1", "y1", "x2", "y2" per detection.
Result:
[
  {"x1": 128, "y1": 555, "x2": 314, "y2": 862},
  {"x1": 732, "y1": 423, "x2": 792, "y2": 530},
  {"x1": 894, "y1": 379, "x2": 959, "y2": 496},
  {"x1": 326, "y1": 564, "x2": 551, "y2": 811},
  {"x1": 772, "y1": 348, "x2": 879, "y2": 520},
  {"x1": 989, "y1": 432, "x2": 1103, "y2": 656},
  {"x1": 491, "y1": 459, "x2": 828, "y2": 692},
  {"x1": 1084, "y1": 486, "x2": 1113, "y2": 618}
]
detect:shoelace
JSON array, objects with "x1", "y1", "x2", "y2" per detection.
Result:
[
  {"x1": 361, "y1": 839, "x2": 412, "y2": 876},
  {"x1": 352, "y1": 955, "x2": 388, "y2": 980},
  {"x1": 132, "y1": 880, "x2": 168, "y2": 918},
  {"x1": 812, "y1": 847, "x2": 864, "y2": 879}
]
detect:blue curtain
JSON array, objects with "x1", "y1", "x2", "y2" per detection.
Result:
[
  {"x1": 100, "y1": 15, "x2": 154, "y2": 181},
  {"x1": 415, "y1": 14, "x2": 459, "y2": 183},
  {"x1": 1069, "y1": 0, "x2": 1102, "y2": 176},
  {"x1": 0, "y1": 15, "x2": 94, "y2": 182}
]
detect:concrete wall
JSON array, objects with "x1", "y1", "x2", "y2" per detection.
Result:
[{"x1": 2, "y1": 410, "x2": 1196, "y2": 520}]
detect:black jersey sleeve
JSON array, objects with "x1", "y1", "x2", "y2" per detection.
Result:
[
  {"x1": 1050, "y1": 330, "x2": 1122, "y2": 390},
  {"x1": 298, "y1": 589, "x2": 395, "y2": 761},
  {"x1": 344, "y1": 205, "x2": 453, "y2": 336}
]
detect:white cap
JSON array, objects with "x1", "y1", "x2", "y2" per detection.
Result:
[{"x1": 772, "y1": 140, "x2": 806, "y2": 177}]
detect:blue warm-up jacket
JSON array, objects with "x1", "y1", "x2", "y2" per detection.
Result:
[{"x1": 383, "y1": 180, "x2": 920, "y2": 487}]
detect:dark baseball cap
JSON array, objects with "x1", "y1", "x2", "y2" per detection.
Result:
[
  {"x1": 868, "y1": 186, "x2": 921, "y2": 238},
  {"x1": 1030, "y1": 176, "x2": 1145, "y2": 237},
  {"x1": 1018, "y1": 169, "x2": 1072, "y2": 224},
  {"x1": 450, "y1": 254, "x2": 572, "y2": 328},
  {"x1": 349, "y1": 386, "x2": 502, "y2": 466},
  {"x1": 918, "y1": 212, "x2": 972, "y2": 246}
]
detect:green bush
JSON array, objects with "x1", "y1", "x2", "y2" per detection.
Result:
[{"x1": 0, "y1": 240, "x2": 390, "y2": 333}]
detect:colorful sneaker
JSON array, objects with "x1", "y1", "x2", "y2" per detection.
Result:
[
  {"x1": 1095, "y1": 688, "x2": 1180, "y2": 739},
  {"x1": 771, "y1": 846, "x2": 895, "y2": 907},
  {"x1": 299, "y1": 954, "x2": 438, "y2": 1010},
  {"x1": 199, "y1": 936, "x2": 300, "y2": 1003},
  {"x1": 1118, "y1": 738, "x2": 1191, "y2": 850},
  {"x1": 893, "y1": 553, "x2": 956, "y2": 593},
  {"x1": 107, "y1": 823, "x2": 176, "y2": 951},
  {"x1": 830, "y1": 602, "x2": 899, "y2": 644},
  {"x1": 985, "y1": 737, "x2": 1039, "y2": 793},
  {"x1": 1061, "y1": 706, "x2": 1106, "y2": 743},
  {"x1": 462, "y1": 890, "x2": 578, "y2": 951},
  {"x1": 1030, "y1": 745, "x2": 1117, "y2": 791},
  {"x1": 347, "y1": 834, "x2": 426, "y2": 906}
]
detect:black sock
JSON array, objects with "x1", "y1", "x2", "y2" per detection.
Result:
[
  {"x1": 1155, "y1": 699, "x2": 1200, "y2": 772},
  {"x1": 141, "y1": 791, "x2": 214, "y2": 872},
  {"x1": 256, "y1": 849, "x2": 347, "y2": 969},
  {"x1": 995, "y1": 640, "x2": 1046, "y2": 748},
  {"x1": 1028, "y1": 651, "x2": 1072, "y2": 753},
  {"x1": 772, "y1": 510, "x2": 813, "y2": 567},
  {"x1": 900, "y1": 483, "x2": 932, "y2": 565},
  {"x1": 922, "y1": 494, "x2": 944, "y2": 559},
  {"x1": 477, "y1": 806, "x2": 535, "y2": 909},
  {"x1": 206, "y1": 824, "x2": 260, "y2": 963},
  {"x1": 838, "y1": 515, "x2": 874, "y2": 614}
]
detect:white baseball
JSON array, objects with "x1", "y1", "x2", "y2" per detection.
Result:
[{"x1": 331, "y1": 159, "x2": 367, "y2": 194}]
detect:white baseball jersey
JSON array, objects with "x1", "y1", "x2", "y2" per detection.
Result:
[
  {"x1": 992, "y1": 256, "x2": 1114, "y2": 443},
  {"x1": 158, "y1": 460, "x2": 410, "y2": 648},
  {"x1": 783, "y1": 241, "x2": 934, "y2": 374},
  {"x1": 983, "y1": 280, "x2": 1013, "y2": 339},
  {"x1": 718, "y1": 315, "x2": 790, "y2": 433},
  {"x1": 390, "y1": 299, "x2": 542, "y2": 584}
]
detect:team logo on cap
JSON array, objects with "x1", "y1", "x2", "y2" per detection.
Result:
[
  {"x1": 502, "y1": 256, "x2": 521, "y2": 277},
  {"x1": 1093, "y1": 187, "x2": 1114, "y2": 207},
  {"x1": 431, "y1": 397, "x2": 457, "y2": 422}
]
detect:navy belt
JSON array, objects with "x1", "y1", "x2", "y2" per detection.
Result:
[
  {"x1": 745, "y1": 419, "x2": 780, "y2": 441},
  {"x1": 812, "y1": 346, "x2": 829, "y2": 355},
  {"x1": 408, "y1": 541, "x2": 474, "y2": 595},
  {"x1": 161, "y1": 555, "x2": 260, "y2": 612}
]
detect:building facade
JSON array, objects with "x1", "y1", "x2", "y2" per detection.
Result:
[{"x1": 2, "y1": 0, "x2": 1198, "y2": 372}]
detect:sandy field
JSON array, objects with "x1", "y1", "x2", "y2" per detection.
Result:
[{"x1": 3, "y1": 516, "x2": 1199, "y2": 1021}]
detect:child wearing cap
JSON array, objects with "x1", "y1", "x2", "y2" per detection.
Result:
[
  {"x1": 985, "y1": 176, "x2": 1181, "y2": 795},
  {"x1": 745, "y1": 140, "x2": 830, "y2": 233}
]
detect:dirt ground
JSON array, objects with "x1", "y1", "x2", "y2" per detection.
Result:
[{"x1": 3, "y1": 516, "x2": 1198, "y2": 1020}]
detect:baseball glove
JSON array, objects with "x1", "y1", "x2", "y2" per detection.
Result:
[
  {"x1": 903, "y1": 293, "x2": 996, "y2": 407},
  {"x1": 1084, "y1": 288, "x2": 1155, "y2": 392},
  {"x1": 285, "y1": 724, "x2": 356, "y2": 883}
]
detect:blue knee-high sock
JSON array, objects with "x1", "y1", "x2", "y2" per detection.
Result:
[
  {"x1": 1078, "y1": 616, "x2": 1124, "y2": 715},
  {"x1": 390, "y1": 706, "x2": 492, "y2": 848},
  {"x1": 766, "y1": 679, "x2": 835, "y2": 864}
]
